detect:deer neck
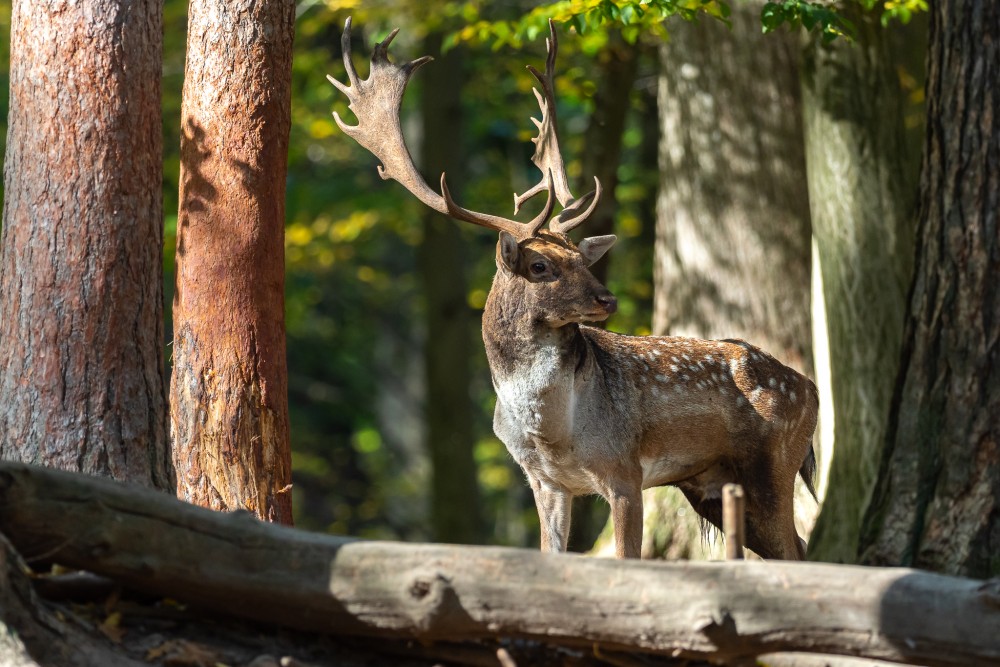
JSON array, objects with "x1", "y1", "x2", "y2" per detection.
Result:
[{"x1": 481, "y1": 276, "x2": 586, "y2": 386}]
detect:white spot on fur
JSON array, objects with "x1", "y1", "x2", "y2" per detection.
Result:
[
  {"x1": 769, "y1": 377, "x2": 777, "y2": 388},
  {"x1": 780, "y1": 381, "x2": 787, "y2": 394},
  {"x1": 736, "y1": 396, "x2": 747, "y2": 406},
  {"x1": 790, "y1": 391, "x2": 797, "y2": 403},
  {"x1": 655, "y1": 374, "x2": 668, "y2": 383},
  {"x1": 681, "y1": 374, "x2": 690, "y2": 382},
  {"x1": 670, "y1": 364, "x2": 679, "y2": 372}
]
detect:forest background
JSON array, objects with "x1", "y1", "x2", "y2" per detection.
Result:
[{"x1": 2, "y1": 0, "x2": 992, "y2": 574}]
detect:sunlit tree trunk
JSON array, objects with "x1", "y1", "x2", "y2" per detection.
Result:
[
  {"x1": 0, "y1": 0, "x2": 171, "y2": 489},
  {"x1": 859, "y1": 1, "x2": 1000, "y2": 578},
  {"x1": 800, "y1": 5, "x2": 922, "y2": 563},
  {"x1": 646, "y1": 6, "x2": 813, "y2": 559},
  {"x1": 171, "y1": 0, "x2": 295, "y2": 522},
  {"x1": 418, "y1": 34, "x2": 484, "y2": 544}
]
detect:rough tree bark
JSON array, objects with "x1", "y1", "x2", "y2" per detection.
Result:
[
  {"x1": 171, "y1": 0, "x2": 295, "y2": 522},
  {"x1": 642, "y1": 5, "x2": 813, "y2": 558},
  {"x1": 859, "y1": 1, "x2": 1000, "y2": 578},
  {"x1": 418, "y1": 33, "x2": 484, "y2": 544},
  {"x1": 0, "y1": 0, "x2": 171, "y2": 489},
  {"x1": 2, "y1": 463, "x2": 999, "y2": 667},
  {"x1": 800, "y1": 5, "x2": 922, "y2": 564}
]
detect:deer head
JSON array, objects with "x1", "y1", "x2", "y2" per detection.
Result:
[
  {"x1": 328, "y1": 17, "x2": 617, "y2": 321},
  {"x1": 495, "y1": 230, "x2": 618, "y2": 327}
]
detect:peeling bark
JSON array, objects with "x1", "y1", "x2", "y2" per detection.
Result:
[
  {"x1": 859, "y1": 0, "x2": 1000, "y2": 577},
  {"x1": 171, "y1": 0, "x2": 295, "y2": 523},
  {"x1": 0, "y1": 0, "x2": 171, "y2": 489}
]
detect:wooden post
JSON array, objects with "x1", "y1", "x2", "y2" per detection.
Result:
[{"x1": 723, "y1": 483, "x2": 745, "y2": 560}]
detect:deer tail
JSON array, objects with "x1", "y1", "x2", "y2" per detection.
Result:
[{"x1": 800, "y1": 442, "x2": 818, "y2": 501}]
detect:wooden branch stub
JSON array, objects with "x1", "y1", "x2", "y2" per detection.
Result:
[
  {"x1": 723, "y1": 483, "x2": 745, "y2": 560},
  {"x1": 1, "y1": 463, "x2": 999, "y2": 667}
]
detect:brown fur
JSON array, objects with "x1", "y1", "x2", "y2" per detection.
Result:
[{"x1": 484, "y1": 232, "x2": 817, "y2": 560}]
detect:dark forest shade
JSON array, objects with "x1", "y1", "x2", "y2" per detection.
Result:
[
  {"x1": 0, "y1": 0, "x2": 172, "y2": 489},
  {"x1": 859, "y1": 0, "x2": 1000, "y2": 577},
  {"x1": 418, "y1": 33, "x2": 485, "y2": 544},
  {"x1": 171, "y1": 0, "x2": 295, "y2": 523}
]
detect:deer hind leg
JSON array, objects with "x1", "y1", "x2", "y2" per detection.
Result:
[
  {"x1": 741, "y1": 463, "x2": 805, "y2": 560},
  {"x1": 744, "y1": 497, "x2": 804, "y2": 560}
]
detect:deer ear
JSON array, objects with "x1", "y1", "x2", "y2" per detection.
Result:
[
  {"x1": 498, "y1": 231, "x2": 520, "y2": 271},
  {"x1": 578, "y1": 235, "x2": 617, "y2": 266}
]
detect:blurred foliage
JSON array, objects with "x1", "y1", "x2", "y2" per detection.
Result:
[{"x1": 761, "y1": 0, "x2": 927, "y2": 41}]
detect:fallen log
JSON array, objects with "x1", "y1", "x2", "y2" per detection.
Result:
[{"x1": 0, "y1": 462, "x2": 998, "y2": 666}]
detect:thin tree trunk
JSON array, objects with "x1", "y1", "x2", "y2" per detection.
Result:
[
  {"x1": 171, "y1": 0, "x2": 295, "y2": 523},
  {"x1": 0, "y1": 0, "x2": 171, "y2": 489},
  {"x1": 418, "y1": 34, "x2": 484, "y2": 544},
  {"x1": 644, "y1": 5, "x2": 813, "y2": 559},
  {"x1": 859, "y1": 1, "x2": 1000, "y2": 578},
  {"x1": 577, "y1": 32, "x2": 640, "y2": 285}
]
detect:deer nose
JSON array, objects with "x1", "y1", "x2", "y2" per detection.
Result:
[{"x1": 596, "y1": 292, "x2": 618, "y2": 314}]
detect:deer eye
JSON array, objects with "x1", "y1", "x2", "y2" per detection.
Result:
[{"x1": 529, "y1": 262, "x2": 547, "y2": 275}]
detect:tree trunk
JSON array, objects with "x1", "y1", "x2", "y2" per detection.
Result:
[
  {"x1": 577, "y1": 32, "x2": 640, "y2": 286},
  {"x1": 0, "y1": 0, "x2": 171, "y2": 490},
  {"x1": 171, "y1": 0, "x2": 295, "y2": 523},
  {"x1": 418, "y1": 34, "x2": 484, "y2": 544},
  {"x1": 653, "y1": 10, "x2": 811, "y2": 361},
  {"x1": 643, "y1": 5, "x2": 813, "y2": 558},
  {"x1": 799, "y1": 6, "x2": 922, "y2": 564},
  {"x1": 859, "y1": 1, "x2": 1000, "y2": 578},
  {"x1": 2, "y1": 462, "x2": 1000, "y2": 667}
]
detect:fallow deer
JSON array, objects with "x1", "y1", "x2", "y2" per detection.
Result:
[{"x1": 328, "y1": 18, "x2": 818, "y2": 560}]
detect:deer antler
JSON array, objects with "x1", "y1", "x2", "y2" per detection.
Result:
[
  {"x1": 328, "y1": 17, "x2": 554, "y2": 241},
  {"x1": 514, "y1": 19, "x2": 602, "y2": 235}
]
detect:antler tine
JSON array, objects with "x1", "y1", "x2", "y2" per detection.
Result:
[
  {"x1": 550, "y1": 176, "x2": 602, "y2": 234},
  {"x1": 513, "y1": 19, "x2": 603, "y2": 233},
  {"x1": 443, "y1": 170, "x2": 555, "y2": 241},
  {"x1": 329, "y1": 16, "x2": 557, "y2": 242}
]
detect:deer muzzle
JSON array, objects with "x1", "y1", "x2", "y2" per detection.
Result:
[{"x1": 596, "y1": 291, "x2": 618, "y2": 315}]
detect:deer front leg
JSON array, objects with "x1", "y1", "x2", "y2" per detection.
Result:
[
  {"x1": 528, "y1": 475, "x2": 572, "y2": 553},
  {"x1": 610, "y1": 486, "x2": 643, "y2": 559}
]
